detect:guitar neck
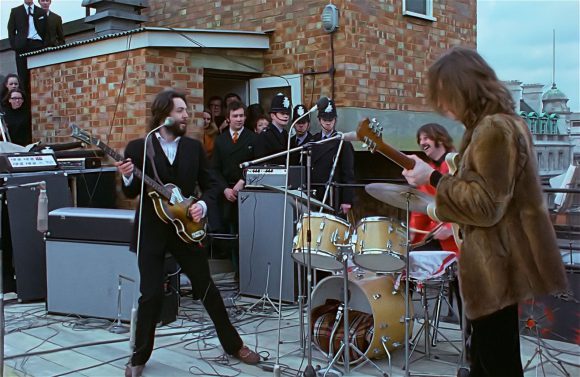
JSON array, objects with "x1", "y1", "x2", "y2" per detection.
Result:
[
  {"x1": 374, "y1": 142, "x2": 415, "y2": 170},
  {"x1": 94, "y1": 139, "x2": 173, "y2": 200}
]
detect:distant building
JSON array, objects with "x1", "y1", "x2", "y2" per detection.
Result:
[{"x1": 506, "y1": 80, "x2": 577, "y2": 183}]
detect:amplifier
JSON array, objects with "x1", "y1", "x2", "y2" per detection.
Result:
[
  {"x1": 245, "y1": 166, "x2": 304, "y2": 189},
  {"x1": 0, "y1": 152, "x2": 58, "y2": 172},
  {"x1": 57, "y1": 157, "x2": 101, "y2": 169},
  {"x1": 48, "y1": 207, "x2": 134, "y2": 243}
]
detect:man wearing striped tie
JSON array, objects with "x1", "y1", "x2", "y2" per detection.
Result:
[{"x1": 211, "y1": 100, "x2": 257, "y2": 277}]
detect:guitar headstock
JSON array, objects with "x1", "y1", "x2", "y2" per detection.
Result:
[
  {"x1": 356, "y1": 117, "x2": 383, "y2": 153},
  {"x1": 69, "y1": 123, "x2": 96, "y2": 145}
]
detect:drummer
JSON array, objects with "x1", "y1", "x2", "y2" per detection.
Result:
[
  {"x1": 410, "y1": 123, "x2": 458, "y2": 254},
  {"x1": 310, "y1": 98, "x2": 355, "y2": 218},
  {"x1": 409, "y1": 123, "x2": 462, "y2": 321}
]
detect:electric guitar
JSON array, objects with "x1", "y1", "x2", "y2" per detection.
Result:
[
  {"x1": 70, "y1": 124, "x2": 207, "y2": 243},
  {"x1": 356, "y1": 118, "x2": 462, "y2": 247}
]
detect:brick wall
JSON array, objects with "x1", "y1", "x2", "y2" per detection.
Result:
[
  {"x1": 32, "y1": 48, "x2": 205, "y2": 149},
  {"x1": 144, "y1": 0, "x2": 476, "y2": 110},
  {"x1": 31, "y1": 48, "x2": 205, "y2": 208}
]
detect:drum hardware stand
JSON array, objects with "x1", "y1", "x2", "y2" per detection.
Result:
[
  {"x1": 406, "y1": 280, "x2": 461, "y2": 369},
  {"x1": 400, "y1": 192, "x2": 456, "y2": 377},
  {"x1": 109, "y1": 275, "x2": 135, "y2": 334},
  {"x1": 520, "y1": 299, "x2": 571, "y2": 376},
  {"x1": 316, "y1": 246, "x2": 351, "y2": 377},
  {"x1": 247, "y1": 262, "x2": 280, "y2": 314}
]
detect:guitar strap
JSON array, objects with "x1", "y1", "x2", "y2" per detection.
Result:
[{"x1": 146, "y1": 137, "x2": 165, "y2": 186}]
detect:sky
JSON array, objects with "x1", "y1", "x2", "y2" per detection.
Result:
[
  {"x1": 1, "y1": 0, "x2": 578, "y2": 112},
  {"x1": 478, "y1": 0, "x2": 579, "y2": 112}
]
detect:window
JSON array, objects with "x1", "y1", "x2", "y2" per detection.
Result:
[{"x1": 403, "y1": 0, "x2": 436, "y2": 21}]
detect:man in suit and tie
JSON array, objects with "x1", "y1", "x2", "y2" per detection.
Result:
[
  {"x1": 116, "y1": 90, "x2": 260, "y2": 376},
  {"x1": 290, "y1": 104, "x2": 313, "y2": 166},
  {"x1": 311, "y1": 99, "x2": 355, "y2": 215},
  {"x1": 7, "y1": 0, "x2": 47, "y2": 94},
  {"x1": 38, "y1": 0, "x2": 65, "y2": 47},
  {"x1": 212, "y1": 101, "x2": 257, "y2": 275},
  {"x1": 255, "y1": 93, "x2": 291, "y2": 165}
]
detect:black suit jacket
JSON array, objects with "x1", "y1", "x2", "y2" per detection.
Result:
[
  {"x1": 7, "y1": 4, "x2": 46, "y2": 51},
  {"x1": 212, "y1": 129, "x2": 257, "y2": 190},
  {"x1": 211, "y1": 129, "x2": 257, "y2": 231},
  {"x1": 289, "y1": 131, "x2": 313, "y2": 165},
  {"x1": 255, "y1": 123, "x2": 288, "y2": 166},
  {"x1": 310, "y1": 130, "x2": 355, "y2": 206},
  {"x1": 44, "y1": 12, "x2": 64, "y2": 47},
  {"x1": 122, "y1": 136, "x2": 218, "y2": 252}
]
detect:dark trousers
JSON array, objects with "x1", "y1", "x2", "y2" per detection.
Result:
[
  {"x1": 469, "y1": 304, "x2": 523, "y2": 377},
  {"x1": 130, "y1": 237, "x2": 243, "y2": 366},
  {"x1": 14, "y1": 39, "x2": 44, "y2": 96}
]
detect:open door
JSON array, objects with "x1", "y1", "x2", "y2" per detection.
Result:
[{"x1": 249, "y1": 74, "x2": 303, "y2": 112}]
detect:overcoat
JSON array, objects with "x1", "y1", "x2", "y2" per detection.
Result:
[{"x1": 432, "y1": 114, "x2": 567, "y2": 320}]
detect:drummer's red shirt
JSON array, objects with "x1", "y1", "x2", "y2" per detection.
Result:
[{"x1": 409, "y1": 156, "x2": 459, "y2": 255}]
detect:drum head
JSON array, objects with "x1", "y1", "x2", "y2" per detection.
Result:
[
  {"x1": 354, "y1": 251, "x2": 406, "y2": 272},
  {"x1": 292, "y1": 251, "x2": 344, "y2": 271}
]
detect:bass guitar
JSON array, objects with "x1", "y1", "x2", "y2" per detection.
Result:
[
  {"x1": 356, "y1": 118, "x2": 462, "y2": 247},
  {"x1": 70, "y1": 124, "x2": 207, "y2": 243}
]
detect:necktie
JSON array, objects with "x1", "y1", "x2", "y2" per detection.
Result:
[
  {"x1": 28, "y1": 6, "x2": 33, "y2": 16},
  {"x1": 232, "y1": 131, "x2": 238, "y2": 144}
]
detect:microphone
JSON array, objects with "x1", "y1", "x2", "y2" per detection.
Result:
[
  {"x1": 309, "y1": 96, "x2": 330, "y2": 113},
  {"x1": 162, "y1": 117, "x2": 175, "y2": 127},
  {"x1": 36, "y1": 181, "x2": 48, "y2": 233},
  {"x1": 340, "y1": 131, "x2": 358, "y2": 142}
]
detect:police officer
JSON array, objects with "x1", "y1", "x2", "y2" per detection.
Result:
[{"x1": 255, "y1": 93, "x2": 291, "y2": 165}]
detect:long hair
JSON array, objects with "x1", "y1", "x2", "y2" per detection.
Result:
[
  {"x1": 203, "y1": 107, "x2": 219, "y2": 136},
  {"x1": 2, "y1": 87, "x2": 26, "y2": 110},
  {"x1": 416, "y1": 123, "x2": 455, "y2": 152},
  {"x1": 427, "y1": 47, "x2": 515, "y2": 130},
  {"x1": 148, "y1": 89, "x2": 187, "y2": 131},
  {"x1": 0, "y1": 74, "x2": 20, "y2": 106}
]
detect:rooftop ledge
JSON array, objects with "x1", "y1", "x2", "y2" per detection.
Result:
[{"x1": 24, "y1": 27, "x2": 270, "y2": 69}]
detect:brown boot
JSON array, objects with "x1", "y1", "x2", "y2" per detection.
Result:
[
  {"x1": 233, "y1": 345, "x2": 260, "y2": 365},
  {"x1": 124, "y1": 363, "x2": 144, "y2": 377}
]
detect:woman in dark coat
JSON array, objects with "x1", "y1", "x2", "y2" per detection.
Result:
[
  {"x1": 1, "y1": 88, "x2": 31, "y2": 146},
  {"x1": 0, "y1": 74, "x2": 21, "y2": 113}
]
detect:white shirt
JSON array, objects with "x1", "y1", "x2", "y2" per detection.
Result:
[
  {"x1": 26, "y1": 5, "x2": 42, "y2": 41},
  {"x1": 229, "y1": 127, "x2": 243, "y2": 139},
  {"x1": 122, "y1": 133, "x2": 207, "y2": 217}
]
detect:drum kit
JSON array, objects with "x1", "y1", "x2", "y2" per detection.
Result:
[{"x1": 289, "y1": 182, "x2": 445, "y2": 376}]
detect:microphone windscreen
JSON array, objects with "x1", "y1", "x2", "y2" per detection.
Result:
[
  {"x1": 341, "y1": 132, "x2": 358, "y2": 142},
  {"x1": 37, "y1": 188, "x2": 48, "y2": 233},
  {"x1": 316, "y1": 96, "x2": 330, "y2": 110},
  {"x1": 163, "y1": 117, "x2": 175, "y2": 127}
]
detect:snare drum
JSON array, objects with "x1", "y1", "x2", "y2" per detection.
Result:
[
  {"x1": 311, "y1": 271, "x2": 411, "y2": 364},
  {"x1": 353, "y1": 216, "x2": 407, "y2": 272},
  {"x1": 292, "y1": 212, "x2": 351, "y2": 271}
]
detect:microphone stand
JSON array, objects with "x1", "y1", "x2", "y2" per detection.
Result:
[
  {"x1": 272, "y1": 107, "x2": 318, "y2": 377},
  {"x1": 239, "y1": 134, "x2": 344, "y2": 377},
  {"x1": 130, "y1": 121, "x2": 170, "y2": 353},
  {"x1": 320, "y1": 133, "x2": 345, "y2": 211}
]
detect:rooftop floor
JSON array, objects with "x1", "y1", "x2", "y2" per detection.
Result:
[{"x1": 3, "y1": 271, "x2": 579, "y2": 377}]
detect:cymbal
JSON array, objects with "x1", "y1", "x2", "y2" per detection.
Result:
[
  {"x1": 365, "y1": 183, "x2": 433, "y2": 214},
  {"x1": 261, "y1": 184, "x2": 334, "y2": 212}
]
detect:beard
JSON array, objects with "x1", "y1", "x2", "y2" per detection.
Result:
[{"x1": 166, "y1": 122, "x2": 186, "y2": 137}]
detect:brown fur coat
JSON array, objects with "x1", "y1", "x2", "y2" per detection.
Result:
[{"x1": 433, "y1": 114, "x2": 567, "y2": 320}]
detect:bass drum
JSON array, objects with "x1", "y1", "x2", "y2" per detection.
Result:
[{"x1": 311, "y1": 271, "x2": 411, "y2": 365}]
